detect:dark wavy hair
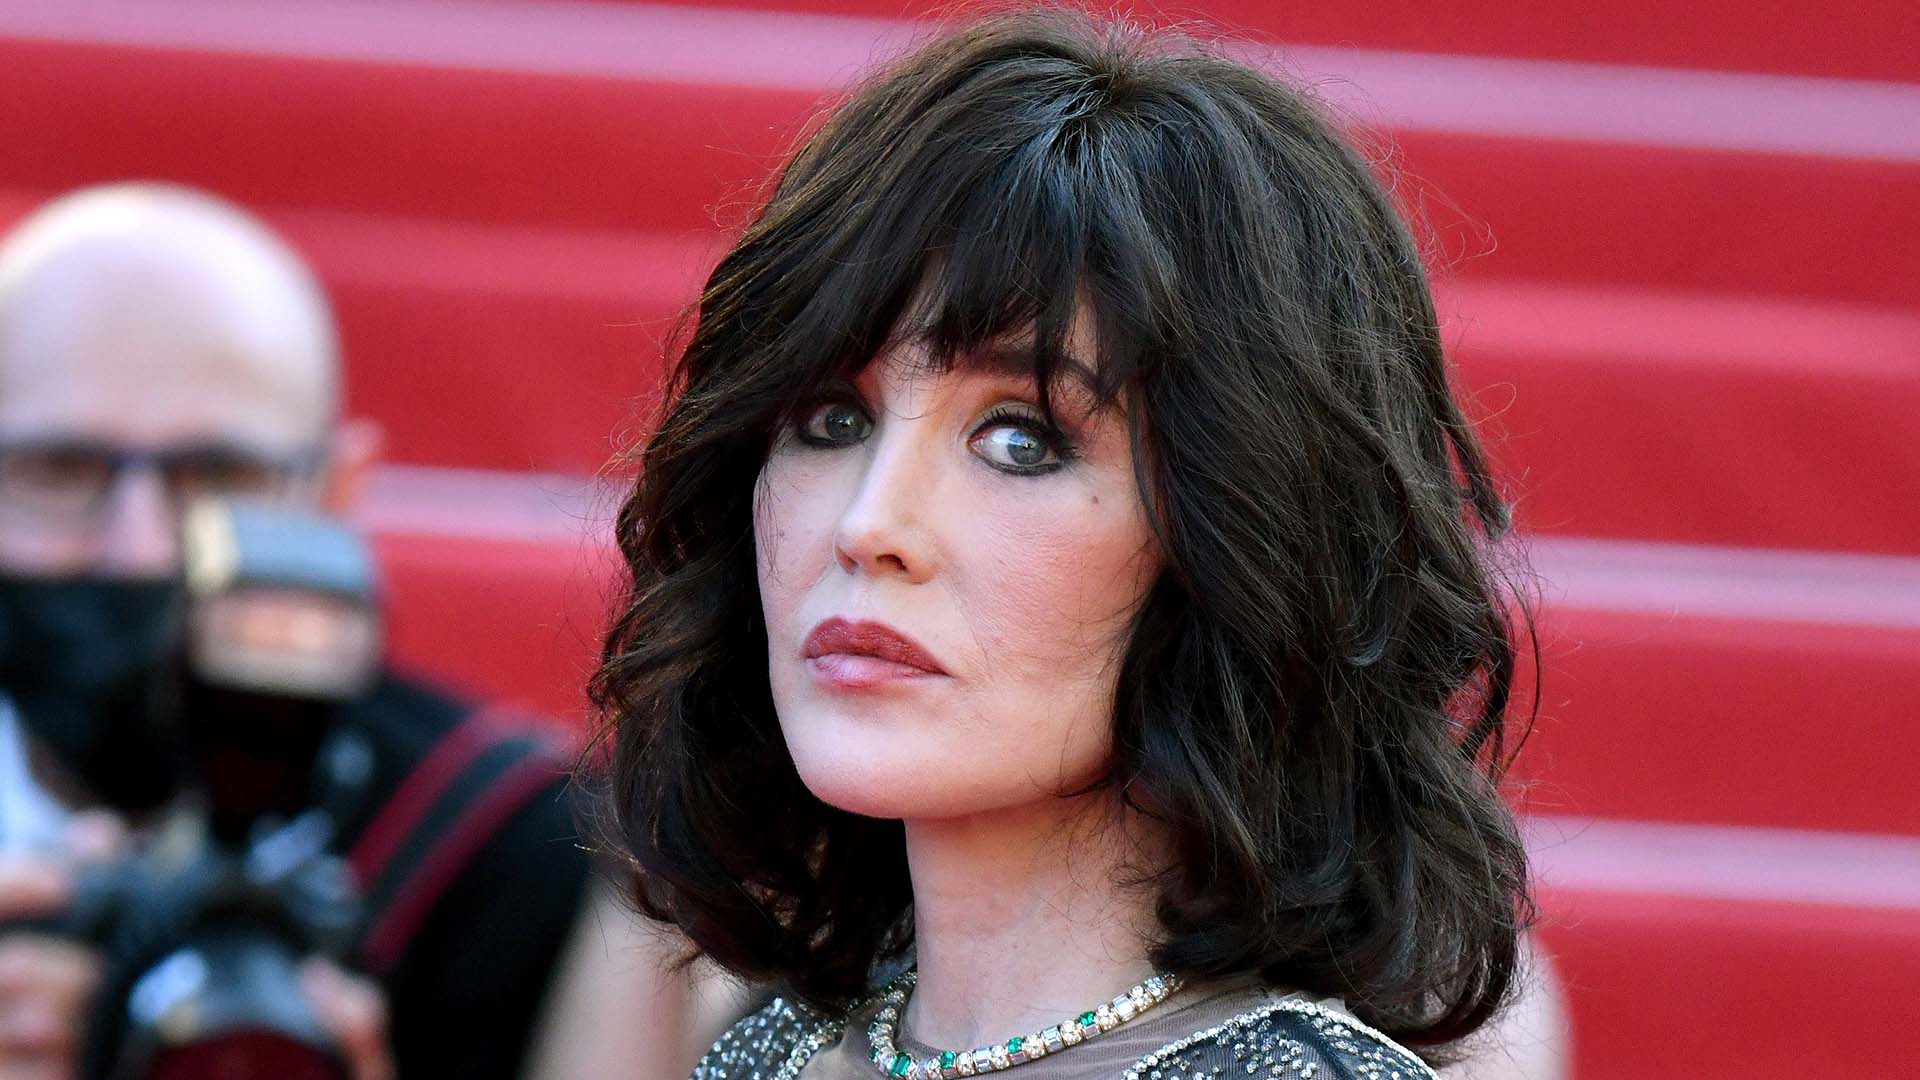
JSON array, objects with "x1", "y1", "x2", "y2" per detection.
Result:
[{"x1": 590, "y1": 7, "x2": 1538, "y2": 1051}]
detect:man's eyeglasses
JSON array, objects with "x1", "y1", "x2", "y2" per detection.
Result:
[{"x1": 0, "y1": 439, "x2": 325, "y2": 523}]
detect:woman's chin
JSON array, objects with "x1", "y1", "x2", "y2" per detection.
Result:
[
  {"x1": 789, "y1": 751, "x2": 980, "y2": 820},
  {"x1": 782, "y1": 735, "x2": 1035, "y2": 821},
  {"x1": 775, "y1": 699, "x2": 1109, "y2": 821}
]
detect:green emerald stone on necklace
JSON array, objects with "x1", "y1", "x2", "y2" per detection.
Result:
[
  {"x1": 1077, "y1": 1011, "x2": 1097, "y2": 1028},
  {"x1": 1006, "y1": 1037, "x2": 1025, "y2": 1054},
  {"x1": 940, "y1": 1052, "x2": 957, "y2": 1069},
  {"x1": 890, "y1": 1054, "x2": 913, "y2": 1077}
]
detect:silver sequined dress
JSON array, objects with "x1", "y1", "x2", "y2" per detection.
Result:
[{"x1": 692, "y1": 983, "x2": 1438, "y2": 1080}]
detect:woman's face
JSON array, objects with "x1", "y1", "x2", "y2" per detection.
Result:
[{"x1": 754, "y1": 331, "x2": 1160, "y2": 821}]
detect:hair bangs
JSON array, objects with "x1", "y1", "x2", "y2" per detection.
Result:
[{"x1": 757, "y1": 64, "x2": 1174, "y2": 434}]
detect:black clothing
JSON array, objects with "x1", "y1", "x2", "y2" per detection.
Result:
[{"x1": 331, "y1": 673, "x2": 589, "y2": 1080}]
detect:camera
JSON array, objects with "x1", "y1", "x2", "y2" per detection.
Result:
[
  {"x1": 59, "y1": 802, "x2": 361, "y2": 1079},
  {"x1": 4, "y1": 499, "x2": 384, "y2": 1079}
]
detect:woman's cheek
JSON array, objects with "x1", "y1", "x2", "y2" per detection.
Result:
[
  {"x1": 957, "y1": 481, "x2": 1150, "y2": 676},
  {"x1": 752, "y1": 458, "x2": 831, "y2": 627}
]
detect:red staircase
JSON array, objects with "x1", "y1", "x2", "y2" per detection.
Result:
[{"x1": 2, "y1": 2, "x2": 1914, "y2": 1076}]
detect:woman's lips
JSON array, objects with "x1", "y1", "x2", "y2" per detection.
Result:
[
  {"x1": 803, "y1": 617, "x2": 948, "y2": 689},
  {"x1": 806, "y1": 653, "x2": 943, "y2": 688}
]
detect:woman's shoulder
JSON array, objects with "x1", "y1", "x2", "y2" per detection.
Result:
[
  {"x1": 1125, "y1": 996, "x2": 1437, "y2": 1080},
  {"x1": 693, "y1": 995, "x2": 846, "y2": 1080}
]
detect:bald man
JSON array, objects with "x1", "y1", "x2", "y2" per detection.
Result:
[{"x1": 0, "y1": 184, "x2": 591, "y2": 1078}]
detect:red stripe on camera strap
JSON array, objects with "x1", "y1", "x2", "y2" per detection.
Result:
[{"x1": 345, "y1": 705, "x2": 570, "y2": 974}]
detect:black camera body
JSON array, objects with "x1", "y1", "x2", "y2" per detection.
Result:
[
  {"x1": 4, "y1": 499, "x2": 385, "y2": 1079},
  {"x1": 60, "y1": 805, "x2": 361, "y2": 1079}
]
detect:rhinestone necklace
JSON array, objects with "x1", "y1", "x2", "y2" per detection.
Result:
[{"x1": 866, "y1": 969, "x2": 1184, "y2": 1080}]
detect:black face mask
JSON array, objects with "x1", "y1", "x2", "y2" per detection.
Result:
[{"x1": 0, "y1": 576, "x2": 189, "y2": 811}]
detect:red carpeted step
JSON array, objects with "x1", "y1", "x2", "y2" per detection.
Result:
[
  {"x1": 1515, "y1": 537, "x2": 1920, "y2": 835},
  {"x1": 698, "y1": 0, "x2": 1920, "y2": 83},
  {"x1": 1391, "y1": 132, "x2": 1920, "y2": 308},
  {"x1": 360, "y1": 468, "x2": 619, "y2": 724},
  {"x1": 1530, "y1": 817, "x2": 1920, "y2": 1079},
  {"x1": 2, "y1": 6, "x2": 1916, "y2": 305},
  {"x1": 1541, "y1": 894, "x2": 1920, "y2": 1079},
  {"x1": 1440, "y1": 280, "x2": 1920, "y2": 556},
  {"x1": 0, "y1": 29, "x2": 825, "y2": 238}
]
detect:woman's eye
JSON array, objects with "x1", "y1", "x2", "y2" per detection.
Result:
[
  {"x1": 798, "y1": 401, "x2": 872, "y2": 446},
  {"x1": 970, "y1": 421, "x2": 1062, "y2": 472}
]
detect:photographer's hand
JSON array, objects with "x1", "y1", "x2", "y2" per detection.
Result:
[
  {"x1": 0, "y1": 813, "x2": 123, "y2": 1080},
  {"x1": 0, "y1": 905, "x2": 95, "y2": 1080},
  {"x1": 299, "y1": 959, "x2": 395, "y2": 1080}
]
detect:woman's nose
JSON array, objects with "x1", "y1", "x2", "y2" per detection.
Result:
[{"x1": 831, "y1": 426, "x2": 937, "y2": 583}]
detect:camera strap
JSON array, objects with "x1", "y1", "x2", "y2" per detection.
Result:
[{"x1": 345, "y1": 704, "x2": 571, "y2": 974}]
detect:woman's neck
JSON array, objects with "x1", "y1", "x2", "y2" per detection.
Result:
[{"x1": 900, "y1": 792, "x2": 1165, "y2": 1050}]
